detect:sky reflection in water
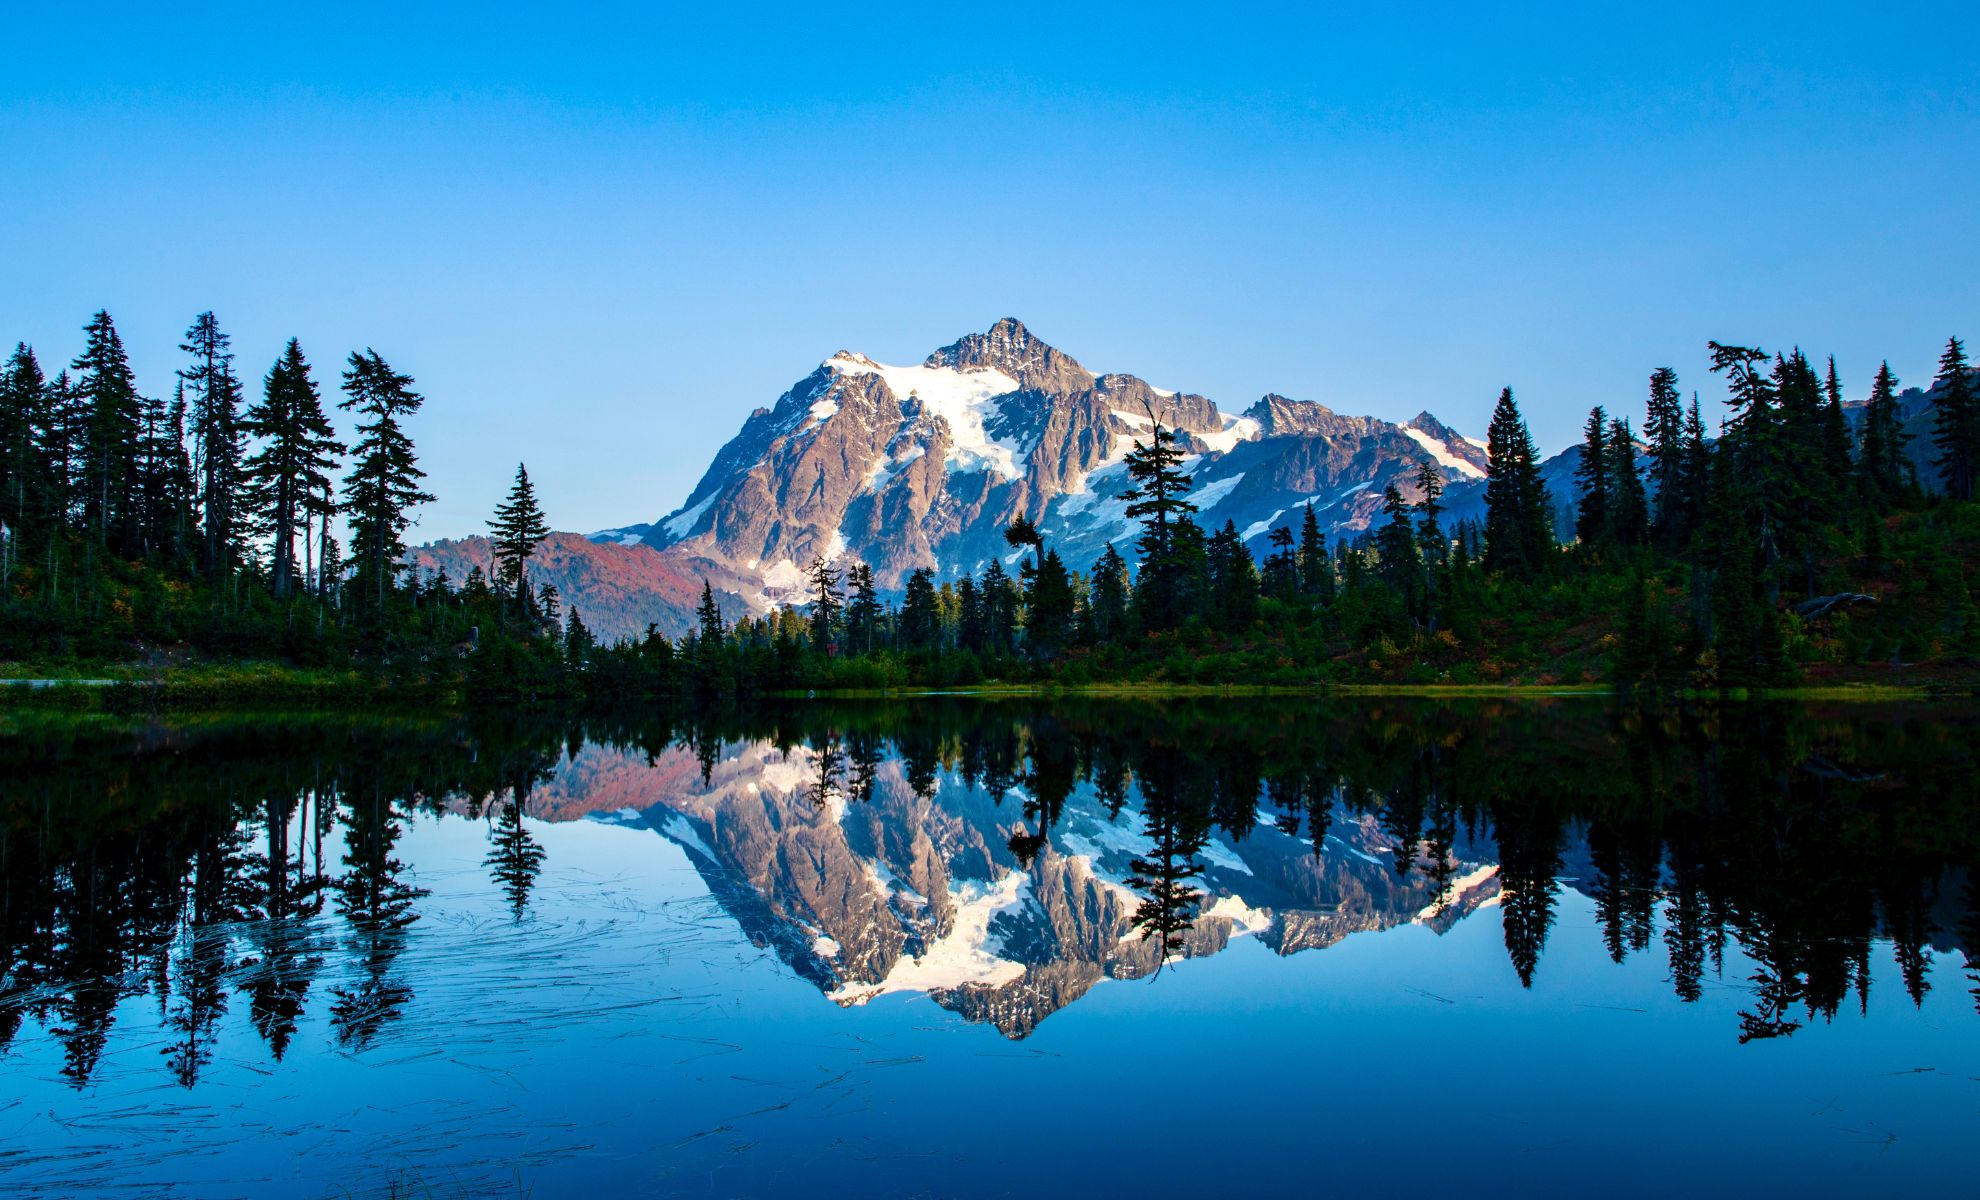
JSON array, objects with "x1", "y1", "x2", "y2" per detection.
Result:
[{"x1": 1, "y1": 699, "x2": 1976, "y2": 1198}]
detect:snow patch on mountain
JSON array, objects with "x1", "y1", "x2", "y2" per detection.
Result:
[
  {"x1": 829, "y1": 871, "x2": 1031, "y2": 1004},
  {"x1": 662, "y1": 493, "x2": 717, "y2": 538},
  {"x1": 826, "y1": 352, "x2": 1024, "y2": 479},
  {"x1": 1404, "y1": 427, "x2": 1486, "y2": 478}
]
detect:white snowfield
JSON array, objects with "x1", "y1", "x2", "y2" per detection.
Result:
[
  {"x1": 1404, "y1": 427, "x2": 1487, "y2": 478},
  {"x1": 826, "y1": 352, "x2": 1026, "y2": 479}
]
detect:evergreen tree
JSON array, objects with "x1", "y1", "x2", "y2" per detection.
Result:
[
  {"x1": 244, "y1": 340, "x2": 344, "y2": 596},
  {"x1": 1206, "y1": 520, "x2": 1258, "y2": 630},
  {"x1": 807, "y1": 554, "x2": 843, "y2": 654},
  {"x1": 73, "y1": 310, "x2": 144, "y2": 551},
  {"x1": 1027, "y1": 549, "x2": 1077, "y2": 653},
  {"x1": 487, "y1": 463, "x2": 551, "y2": 608},
  {"x1": 956, "y1": 574, "x2": 986, "y2": 652},
  {"x1": 1373, "y1": 484, "x2": 1422, "y2": 621},
  {"x1": 845, "y1": 563, "x2": 880, "y2": 655},
  {"x1": 1574, "y1": 406, "x2": 1611, "y2": 548},
  {"x1": 1263, "y1": 524, "x2": 1298, "y2": 599},
  {"x1": 339, "y1": 350, "x2": 434, "y2": 615},
  {"x1": 1858, "y1": 360, "x2": 1911, "y2": 509},
  {"x1": 1298, "y1": 501, "x2": 1333, "y2": 601},
  {"x1": 982, "y1": 558, "x2": 1019, "y2": 653},
  {"x1": 1820, "y1": 356, "x2": 1854, "y2": 506},
  {"x1": 0, "y1": 344, "x2": 48, "y2": 542},
  {"x1": 1930, "y1": 337, "x2": 1976, "y2": 502},
  {"x1": 563, "y1": 606, "x2": 595, "y2": 666},
  {"x1": 695, "y1": 579, "x2": 725, "y2": 648},
  {"x1": 180, "y1": 312, "x2": 245, "y2": 575},
  {"x1": 1482, "y1": 387, "x2": 1553, "y2": 579},
  {"x1": 1414, "y1": 460, "x2": 1446, "y2": 629},
  {"x1": 1120, "y1": 419, "x2": 1197, "y2": 629},
  {"x1": 1087, "y1": 542, "x2": 1130, "y2": 642},
  {"x1": 1645, "y1": 367, "x2": 1686, "y2": 544},
  {"x1": 1607, "y1": 417, "x2": 1648, "y2": 547},
  {"x1": 901, "y1": 567, "x2": 940, "y2": 651}
]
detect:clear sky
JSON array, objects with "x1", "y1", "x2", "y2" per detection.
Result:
[{"x1": 2, "y1": 2, "x2": 1975, "y2": 539}]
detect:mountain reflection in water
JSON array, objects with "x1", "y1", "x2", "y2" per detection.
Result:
[{"x1": 1, "y1": 698, "x2": 1977, "y2": 1196}]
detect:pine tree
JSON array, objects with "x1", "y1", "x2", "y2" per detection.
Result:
[
  {"x1": 244, "y1": 340, "x2": 345, "y2": 597},
  {"x1": 1120, "y1": 419, "x2": 1198, "y2": 629},
  {"x1": 845, "y1": 563, "x2": 880, "y2": 655},
  {"x1": 488, "y1": 462, "x2": 550, "y2": 608},
  {"x1": 1858, "y1": 360, "x2": 1911, "y2": 509},
  {"x1": 695, "y1": 579, "x2": 725, "y2": 648},
  {"x1": 1820, "y1": 356, "x2": 1854, "y2": 507},
  {"x1": 1607, "y1": 417, "x2": 1648, "y2": 547},
  {"x1": 1645, "y1": 367, "x2": 1686, "y2": 544},
  {"x1": 1483, "y1": 387, "x2": 1553, "y2": 579},
  {"x1": 982, "y1": 558, "x2": 1018, "y2": 653},
  {"x1": 1574, "y1": 406, "x2": 1611, "y2": 548},
  {"x1": 339, "y1": 350, "x2": 434, "y2": 615},
  {"x1": 1028, "y1": 549, "x2": 1077, "y2": 652},
  {"x1": 1414, "y1": 460, "x2": 1446, "y2": 631},
  {"x1": 1297, "y1": 501, "x2": 1332, "y2": 601},
  {"x1": 1373, "y1": 484, "x2": 1422, "y2": 623},
  {"x1": 1930, "y1": 337, "x2": 1976, "y2": 502},
  {"x1": 1206, "y1": 520, "x2": 1258, "y2": 630},
  {"x1": 1263, "y1": 524, "x2": 1298, "y2": 599},
  {"x1": 807, "y1": 554, "x2": 843, "y2": 654},
  {"x1": 180, "y1": 312, "x2": 246, "y2": 576},
  {"x1": 73, "y1": 310, "x2": 144, "y2": 552},
  {"x1": 0, "y1": 344, "x2": 48, "y2": 542},
  {"x1": 1088, "y1": 542, "x2": 1130, "y2": 641},
  {"x1": 901, "y1": 567, "x2": 941, "y2": 651}
]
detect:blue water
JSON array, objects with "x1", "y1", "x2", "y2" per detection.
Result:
[{"x1": 1, "y1": 702, "x2": 1975, "y2": 1198}]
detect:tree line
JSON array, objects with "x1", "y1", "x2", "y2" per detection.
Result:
[{"x1": 4, "y1": 311, "x2": 1975, "y2": 695}]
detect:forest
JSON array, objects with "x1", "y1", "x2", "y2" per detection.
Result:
[{"x1": 3, "y1": 310, "x2": 1977, "y2": 701}]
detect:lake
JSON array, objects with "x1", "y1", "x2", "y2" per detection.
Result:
[{"x1": 2, "y1": 698, "x2": 1976, "y2": 1198}]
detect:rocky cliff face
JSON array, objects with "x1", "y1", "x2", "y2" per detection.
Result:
[{"x1": 593, "y1": 318, "x2": 1488, "y2": 605}]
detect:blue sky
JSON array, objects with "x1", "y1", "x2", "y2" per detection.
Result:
[{"x1": 2, "y1": 2, "x2": 1975, "y2": 539}]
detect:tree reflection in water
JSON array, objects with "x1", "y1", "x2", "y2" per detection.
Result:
[{"x1": 1, "y1": 697, "x2": 1977, "y2": 1084}]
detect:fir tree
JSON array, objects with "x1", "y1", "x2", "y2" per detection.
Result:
[
  {"x1": 244, "y1": 340, "x2": 344, "y2": 597},
  {"x1": 982, "y1": 559, "x2": 1019, "y2": 653},
  {"x1": 339, "y1": 350, "x2": 434, "y2": 615},
  {"x1": 1206, "y1": 520, "x2": 1258, "y2": 630},
  {"x1": 180, "y1": 312, "x2": 245, "y2": 576},
  {"x1": 73, "y1": 310, "x2": 143, "y2": 551},
  {"x1": 1645, "y1": 367, "x2": 1686, "y2": 544},
  {"x1": 1574, "y1": 406, "x2": 1611, "y2": 548},
  {"x1": 1820, "y1": 356, "x2": 1854, "y2": 507},
  {"x1": 807, "y1": 554, "x2": 843, "y2": 654},
  {"x1": 695, "y1": 579, "x2": 725, "y2": 648},
  {"x1": 1930, "y1": 337, "x2": 1976, "y2": 502},
  {"x1": 1298, "y1": 501, "x2": 1333, "y2": 601},
  {"x1": 1482, "y1": 387, "x2": 1553, "y2": 579},
  {"x1": 1858, "y1": 360, "x2": 1911, "y2": 509},
  {"x1": 1120, "y1": 418, "x2": 1197, "y2": 629},
  {"x1": 1374, "y1": 484, "x2": 1422, "y2": 621},
  {"x1": 487, "y1": 463, "x2": 551, "y2": 608},
  {"x1": 845, "y1": 563, "x2": 880, "y2": 655},
  {"x1": 901, "y1": 567, "x2": 940, "y2": 651},
  {"x1": 1087, "y1": 542, "x2": 1131, "y2": 642},
  {"x1": 0, "y1": 344, "x2": 48, "y2": 541},
  {"x1": 1607, "y1": 417, "x2": 1648, "y2": 547},
  {"x1": 1028, "y1": 549, "x2": 1077, "y2": 653},
  {"x1": 1263, "y1": 524, "x2": 1298, "y2": 599}
]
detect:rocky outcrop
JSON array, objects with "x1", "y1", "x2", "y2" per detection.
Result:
[{"x1": 593, "y1": 318, "x2": 1496, "y2": 608}]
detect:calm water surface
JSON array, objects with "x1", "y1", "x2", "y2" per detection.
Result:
[{"x1": 2, "y1": 699, "x2": 1977, "y2": 1198}]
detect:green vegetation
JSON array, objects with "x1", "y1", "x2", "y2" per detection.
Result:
[{"x1": 3, "y1": 311, "x2": 1976, "y2": 703}]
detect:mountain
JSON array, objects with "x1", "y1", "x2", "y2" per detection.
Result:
[{"x1": 592, "y1": 318, "x2": 1490, "y2": 606}]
